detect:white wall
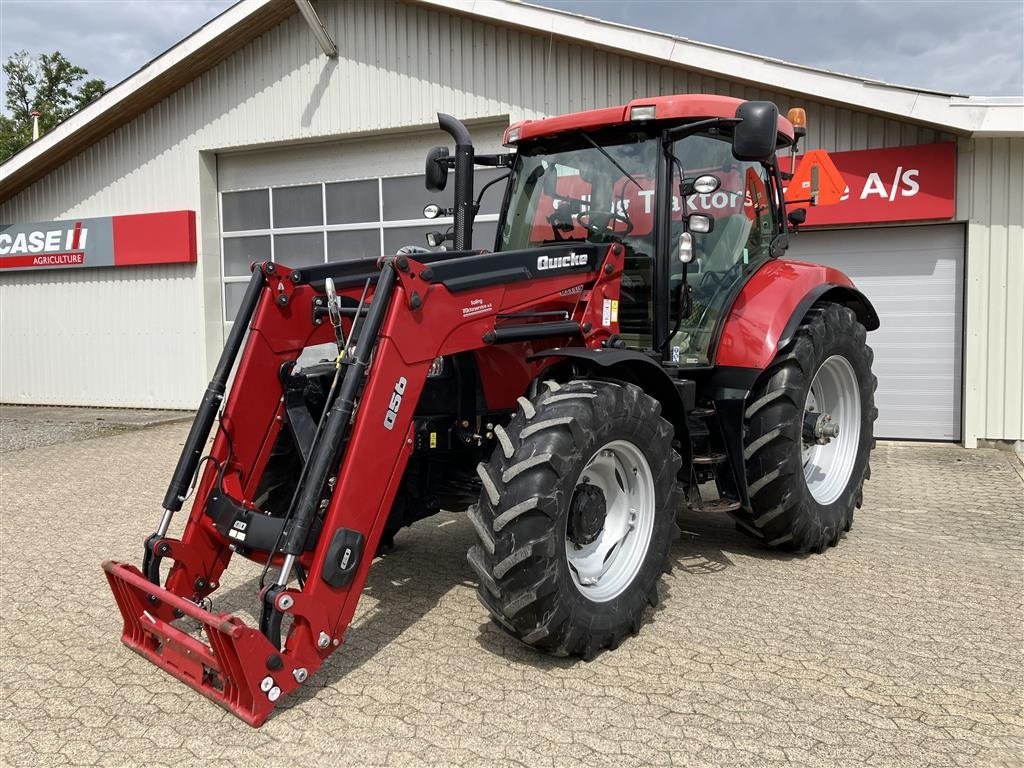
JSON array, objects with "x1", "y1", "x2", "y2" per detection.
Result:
[{"x1": 957, "y1": 138, "x2": 1024, "y2": 445}]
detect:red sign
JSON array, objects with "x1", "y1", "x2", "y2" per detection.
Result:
[
  {"x1": 0, "y1": 210, "x2": 196, "y2": 271},
  {"x1": 781, "y1": 142, "x2": 956, "y2": 226}
]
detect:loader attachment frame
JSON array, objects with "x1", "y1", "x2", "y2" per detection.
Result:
[{"x1": 103, "y1": 242, "x2": 626, "y2": 725}]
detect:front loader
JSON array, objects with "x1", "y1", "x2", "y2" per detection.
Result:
[{"x1": 103, "y1": 94, "x2": 878, "y2": 725}]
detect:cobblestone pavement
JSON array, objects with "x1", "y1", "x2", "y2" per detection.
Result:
[{"x1": 1, "y1": 423, "x2": 1021, "y2": 768}]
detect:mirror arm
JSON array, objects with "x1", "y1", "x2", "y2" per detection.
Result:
[{"x1": 474, "y1": 153, "x2": 514, "y2": 168}]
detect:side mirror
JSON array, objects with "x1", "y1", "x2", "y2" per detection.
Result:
[
  {"x1": 787, "y1": 208, "x2": 807, "y2": 229},
  {"x1": 733, "y1": 101, "x2": 779, "y2": 162},
  {"x1": 425, "y1": 147, "x2": 450, "y2": 192}
]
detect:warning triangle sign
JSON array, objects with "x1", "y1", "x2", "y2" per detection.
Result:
[{"x1": 785, "y1": 150, "x2": 846, "y2": 208}]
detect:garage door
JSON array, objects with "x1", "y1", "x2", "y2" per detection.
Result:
[
  {"x1": 787, "y1": 224, "x2": 964, "y2": 441},
  {"x1": 217, "y1": 125, "x2": 507, "y2": 327}
]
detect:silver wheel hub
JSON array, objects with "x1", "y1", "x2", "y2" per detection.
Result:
[
  {"x1": 565, "y1": 440, "x2": 655, "y2": 602},
  {"x1": 802, "y1": 355, "x2": 861, "y2": 505}
]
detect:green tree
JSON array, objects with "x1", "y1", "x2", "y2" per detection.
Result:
[{"x1": 0, "y1": 50, "x2": 106, "y2": 162}]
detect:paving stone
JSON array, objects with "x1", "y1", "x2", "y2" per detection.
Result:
[{"x1": 1, "y1": 426, "x2": 1021, "y2": 767}]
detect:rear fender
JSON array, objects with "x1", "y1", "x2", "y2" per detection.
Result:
[
  {"x1": 715, "y1": 259, "x2": 879, "y2": 370},
  {"x1": 529, "y1": 348, "x2": 692, "y2": 468}
]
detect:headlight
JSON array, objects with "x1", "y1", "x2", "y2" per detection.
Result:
[
  {"x1": 630, "y1": 105, "x2": 656, "y2": 121},
  {"x1": 427, "y1": 356, "x2": 445, "y2": 377}
]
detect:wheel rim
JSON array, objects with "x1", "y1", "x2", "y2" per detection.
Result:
[
  {"x1": 802, "y1": 355, "x2": 861, "y2": 505},
  {"x1": 565, "y1": 440, "x2": 656, "y2": 602}
]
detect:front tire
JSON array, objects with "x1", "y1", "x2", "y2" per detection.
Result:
[
  {"x1": 467, "y1": 379, "x2": 681, "y2": 658},
  {"x1": 740, "y1": 302, "x2": 877, "y2": 553}
]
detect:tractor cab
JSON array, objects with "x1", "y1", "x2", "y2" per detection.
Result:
[{"x1": 491, "y1": 95, "x2": 795, "y2": 365}]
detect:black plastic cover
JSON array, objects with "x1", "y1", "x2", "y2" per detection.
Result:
[{"x1": 321, "y1": 528, "x2": 365, "y2": 587}]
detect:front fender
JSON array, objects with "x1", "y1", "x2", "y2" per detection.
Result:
[
  {"x1": 529, "y1": 347, "x2": 692, "y2": 467},
  {"x1": 714, "y1": 259, "x2": 879, "y2": 370}
]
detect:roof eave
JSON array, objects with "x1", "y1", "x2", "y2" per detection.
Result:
[
  {"x1": 434, "y1": 0, "x2": 1023, "y2": 137},
  {"x1": 0, "y1": 0, "x2": 296, "y2": 202}
]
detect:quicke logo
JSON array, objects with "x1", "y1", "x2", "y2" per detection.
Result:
[{"x1": 537, "y1": 251, "x2": 588, "y2": 271}]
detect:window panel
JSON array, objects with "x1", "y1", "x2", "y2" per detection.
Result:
[
  {"x1": 473, "y1": 220, "x2": 500, "y2": 251},
  {"x1": 223, "y1": 235, "x2": 270, "y2": 276},
  {"x1": 381, "y1": 170, "x2": 508, "y2": 222},
  {"x1": 383, "y1": 225, "x2": 442, "y2": 254},
  {"x1": 327, "y1": 229, "x2": 381, "y2": 261},
  {"x1": 273, "y1": 232, "x2": 325, "y2": 268},
  {"x1": 326, "y1": 179, "x2": 379, "y2": 225},
  {"x1": 272, "y1": 184, "x2": 323, "y2": 228},
  {"x1": 222, "y1": 189, "x2": 269, "y2": 231},
  {"x1": 475, "y1": 169, "x2": 509, "y2": 216},
  {"x1": 382, "y1": 175, "x2": 447, "y2": 221},
  {"x1": 224, "y1": 282, "x2": 248, "y2": 322}
]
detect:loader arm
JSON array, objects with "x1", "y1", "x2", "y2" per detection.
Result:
[{"x1": 102, "y1": 241, "x2": 626, "y2": 726}]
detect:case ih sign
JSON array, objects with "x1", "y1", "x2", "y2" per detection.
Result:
[
  {"x1": 782, "y1": 142, "x2": 956, "y2": 226},
  {"x1": 0, "y1": 210, "x2": 196, "y2": 271}
]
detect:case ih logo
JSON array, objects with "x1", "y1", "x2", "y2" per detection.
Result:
[
  {"x1": 0, "y1": 222, "x2": 88, "y2": 267},
  {"x1": 537, "y1": 251, "x2": 589, "y2": 271},
  {"x1": 0, "y1": 211, "x2": 196, "y2": 272}
]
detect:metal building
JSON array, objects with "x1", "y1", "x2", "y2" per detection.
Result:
[{"x1": 1, "y1": 0, "x2": 1021, "y2": 447}]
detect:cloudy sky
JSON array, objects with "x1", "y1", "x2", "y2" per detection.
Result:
[{"x1": 1, "y1": 0, "x2": 1021, "y2": 112}]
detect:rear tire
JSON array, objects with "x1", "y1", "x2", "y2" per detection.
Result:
[
  {"x1": 467, "y1": 379, "x2": 681, "y2": 658},
  {"x1": 740, "y1": 302, "x2": 877, "y2": 553}
]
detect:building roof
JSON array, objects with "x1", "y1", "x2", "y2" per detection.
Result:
[{"x1": 2, "y1": 0, "x2": 1022, "y2": 202}]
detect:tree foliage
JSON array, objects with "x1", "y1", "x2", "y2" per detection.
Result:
[{"x1": 0, "y1": 50, "x2": 106, "y2": 162}]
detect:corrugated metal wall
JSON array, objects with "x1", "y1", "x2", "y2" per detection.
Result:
[
  {"x1": 0, "y1": 0, "x2": 1018, "y2": 440},
  {"x1": 957, "y1": 138, "x2": 1024, "y2": 446},
  {"x1": 0, "y1": 264, "x2": 201, "y2": 408}
]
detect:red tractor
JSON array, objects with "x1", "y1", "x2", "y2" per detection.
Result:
[{"x1": 102, "y1": 94, "x2": 878, "y2": 725}]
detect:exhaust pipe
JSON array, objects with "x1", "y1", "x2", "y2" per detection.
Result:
[{"x1": 437, "y1": 113, "x2": 475, "y2": 250}]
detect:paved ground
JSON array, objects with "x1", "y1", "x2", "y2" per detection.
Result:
[
  {"x1": 0, "y1": 405, "x2": 190, "y2": 453},
  {"x1": 1, "y1": 420, "x2": 1021, "y2": 767}
]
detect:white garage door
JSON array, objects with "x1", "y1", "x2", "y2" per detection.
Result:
[{"x1": 787, "y1": 224, "x2": 964, "y2": 441}]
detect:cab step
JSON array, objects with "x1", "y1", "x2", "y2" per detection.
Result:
[
  {"x1": 699, "y1": 497, "x2": 743, "y2": 513},
  {"x1": 689, "y1": 407, "x2": 716, "y2": 420},
  {"x1": 692, "y1": 452, "x2": 726, "y2": 466}
]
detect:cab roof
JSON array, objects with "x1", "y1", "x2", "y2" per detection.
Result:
[{"x1": 504, "y1": 94, "x2": 796, "y2": 146}]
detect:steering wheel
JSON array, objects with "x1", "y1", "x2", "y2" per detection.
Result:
[{"x1": 576, "y1": 210, "x2": 634, "y2": 238}]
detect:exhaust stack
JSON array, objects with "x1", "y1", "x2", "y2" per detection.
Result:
[{"x1": 437, "y1": 113, "x2": 475, "y2": 250}]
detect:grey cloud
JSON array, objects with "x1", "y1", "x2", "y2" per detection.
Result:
[
  {"x1": 0, "y1": 0, "x2": 1020, "y2": 108},
  {"x1": 537, "y1": 0, "x2": 1024, "y2": 97}
]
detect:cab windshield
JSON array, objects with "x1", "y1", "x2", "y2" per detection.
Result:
[
  {"x1": 497, "y1": 129, "x2": 778, "y2": 359},
  {"x1": 498, "y1": 131, "x2": 660, "y2": 346}
]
